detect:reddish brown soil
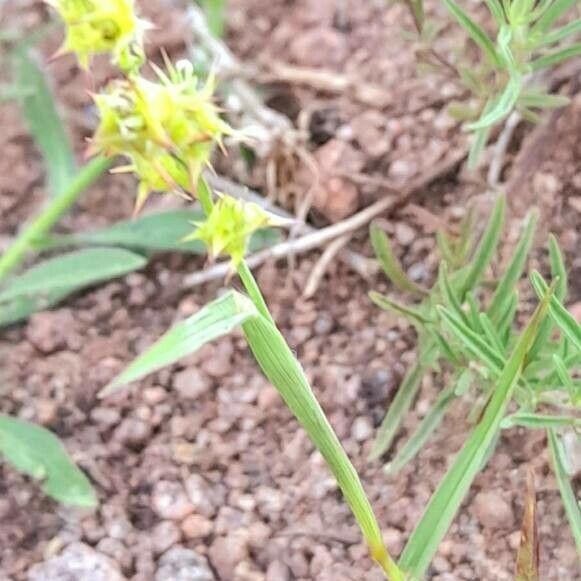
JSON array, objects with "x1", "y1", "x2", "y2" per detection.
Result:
[{"x1": 0, "y1": 1, "x2": 579, "y2": 580}]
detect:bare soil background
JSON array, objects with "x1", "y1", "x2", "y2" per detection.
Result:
[{"x1": 0, "y1": 1, "x2": 580, "y2": 580}]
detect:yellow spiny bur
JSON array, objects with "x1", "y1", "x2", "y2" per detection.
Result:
[
  {"x1": 89, "y1": 60, "x2": 233, "y2": 212},
  {"x1": 186, "y1": 196, "x2": 279, "y2": 266},
  {"x1": 47, "y1": 0, "x2": 148, "y2": 71}
]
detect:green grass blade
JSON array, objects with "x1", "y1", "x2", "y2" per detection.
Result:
[
  {"x1": 438, "y1": 262, "x2": 469, "y2": 325},
  {"x1": 458, "y1": 195, "x2": 505, "y2": 297},
  {"x1": 370, "y1": 223, "x2": 427, "y2": 296},
  {"x1": 0, "y1": 414, "x2": 96, "y2": 507},
  {"x1": 369, "y1": 344, "x2": 439, "y2": 461},
  {"x1": 487, "y1": 209, "x2": 537, "y2": 322},
  {"x1": 531, "y1": 44, "x2": 581, "y2": 71},
  {"x1": 241, "y1": 311, "x2": 403, "y2": 579},
  {"x1": 0, "y1": 248, "x2": 146, "y2": 302},
  {"x1": 12, "y1": 48, "x2": 75, "y2": 197},
  {"x1": 101, "y1": 291, "x2": 257, "y2": 396},
  {"x1": 547, "y1": 428, "x2": 581, "y2": 554},
  {"x1": 399, "y1": 292, "x2": 551, "y2": 577},
  {"x1": 443, "y1": 0, "x2": 502, "y2": 66},
  {"x1": 384, "y1": 384, "x2": 456, "y2": 475},
  {"x1": 468, "y1": 125, "x2": 492, "y2": 169},
  {"x1": 552, "y1": 354, "x2": 577, "y2": 403}
]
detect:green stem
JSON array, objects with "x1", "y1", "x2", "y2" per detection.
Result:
[{"x1": 0, "y1": 156, "x2": 111, "y2": 283}]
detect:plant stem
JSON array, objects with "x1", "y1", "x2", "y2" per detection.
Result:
[{"x1": 0, "y1": 156, "x2": 112, "y2": 283}]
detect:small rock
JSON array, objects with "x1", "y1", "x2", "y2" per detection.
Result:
[
  {"x1": 151, "y1": 481, "x2": 194, "y2": 521},
  {"x1": 91, "y1": 407, "x2": 121, "y2": 427},
  {"x1": 185, "y1": 474, "x2": 217, "y2": 517},
  {"x1": 26, "y1": 310, "x2": 80, "y2": 354},
  {"x1": 266, "y1": 560, "x2": 291, "y2": 581},
  {"x1": 394, "y1": 222, "x2": 416, "y2": 246},
  {"x1": 181, "y1": 514, "x2": 213, "y2": 539},
  {"x1": 173, "y1": 368, "x2": 213, "y2": 400},
  {"x1": 257, "y1": 386, "x2": 280, "y2": 411},
  {"x1": 27, "y1": 542, "x2": 125, "y2": 581},
  {"x1": 472, "y1": 491, "x2": 514, "y2": 529},
  {"x1": 155, "y1": 546, "x2": 214, "y2": 581},
  {"x1": 208, "y1": 535, "x2": 248, "y2": 580},
  {"x1": 350, "y1": 416, "x2": 373, "y2": 442},
  {"x1": 113, "y1": 418, "x2": 151, "y2": 448},
  {"x1": 151, "y1": 521, "x2": 182, "y2": 554},
  {"x1": 201, "y1": 341, "x2": 234, "y2": 379}
]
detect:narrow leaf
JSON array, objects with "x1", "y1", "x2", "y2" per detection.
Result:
[
  {"x1": 101, "y1": 291, "x2": 257, "y2": 396},
  {"x1": 399, "y1": 291, "x2": 551, "y2": 577},
  {"x1": 370, "y1": 223, "x2": 427, "y2": 296},
  {"x1": 531, "y1": 44, "x2": 581, "y2": 71},
  {"x1": 369, "y1": 344, "x2": 439, "y2": 460},
  {"x1": 458, "y1": 195, "x2": 505, "y2": 297},
  {"x1": 369, "y1": 291, "x2": 432, "y2": 327},
  {"x1": 443, "y1": 0, "x2": 501, "y2": 66},
  {"x1": 531, "y1": 271, "x2": 581, "y2": 351},
  {"x1": 0, "y1": 287, "x2": 75, "y2": 328},
  {"x1": 468, "y1": 75, "x2": 522, "y2": 130},
  {"x1": 486, "y1": 0, "x2": 507, "y2": 25},
  {"x1": 541, "y1": 18, "x2": 581, "y2": 45},
  {"x1": 241, "y1": 308, "x2": 404, "y2": 579},
  {"x1": 0, "y1": 248, "x2": 147, "y2": 302},
  {"x1": 547, "y1": 429, "x2": 581, "y2": 555},
  {"x1": 488, "y1": 210, "x2": 537, "y2": 322},
  {"x1": 532, "y1": 0, "x2": 578, "y2": 34},
  {"x1": 12, "y1": 48, "x2": 75, "y2": 197},
  {"x1": 384, "y1": 384, "x2": 456, "y2": 475},
  {"x1": 0, "y1": 414, "x2": 96, "y2": 507},
  {"x1": 501, "y1": 413, "x2": 581, "y2": 429},
  {"x1": 38, "y1": 210, "x2": 280, "y2": 254}
]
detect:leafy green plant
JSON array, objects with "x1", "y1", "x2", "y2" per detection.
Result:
[
  {"x1": 369, "y1": 195, "x2": 581, "y2": 573},
  {"x1": 401, "y1": 0, "x2": 581, "y2": 165},
  {"x1": 0, "y1": 414, "x2": 96, "y2": 507},
  {"x1": 41, "y1": 2, "x2": 406, "y2": 578}
]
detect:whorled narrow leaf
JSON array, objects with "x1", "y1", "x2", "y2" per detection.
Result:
[
  {"x1": 518, "y1": 90, "x2": 570, "y2": 110},
  {"x1": 0, "y1": 414, "x2": 96, "y2": 507},
  {"x1": 458, "y1": 195, "x2": 505, "y2": 298},
  {"x1": 479, "y1": 312, "x2": 506, "y2": 353},
  {"x1": 487, "y1": 210, "x2": 537, "y2": 323},
  {"x1": 514, "y1": 470, "x2": 539, "y2": 581},
  {"x1": 509, "y1": 0, "x2": 536, "y2": 24},
  {"x1": 547, "y1": 428, "x2": 581, "y2": 555},
  {"x1": 370, "y1": 223, "x2": 427, "y2": 296},
  {"x1": 468, "y1": 120, "x2": 492, "y2": 168},
  {"x1": 532, "y1": 0, "x2": 578, "y2": 34},
  {"x1": 468, "y1": 75, "x2": 522, "y2": 130},
  {"x1": 531, "y1": 44, "x2": 581, "y2": 71},
  {"x1": 369, "y1": 344, "x2": 439, "y2": 461},
  {"x1": 552, "y1": 354, "x2": 579, "y2": 404},
  {"x1": 384, "y1": 384, "x2": 456, "y2": 475},
  {"x1": 531, "y1": 271, "x2": 581, "y2": 351},
  {"x1": 437, "y1": 306, "x2": 505, "y2": 373},
  {"x1": 369, "y1": 291, "x2": 432, "y2": 328},
  {"x1": 12, "y1": 48, "x2": 76, "y2": 197},
  {"x1": 398, "y1": 289, "x2": 551, "y2": 578},
  {"x1": 485, "y1": 0, "x2": 507, "y2": 25},
  {"x1": 0, "y1": 248, "x2": 147, "y2": 303},
  {"x1": 437, "y1": 261, "x2": 469, "y2": 325},
  {"x1": 501, "y1": 413, "x2": 581, "y2": 430},
  {"x1": 541, "y1": 18, "x2": 581, "y2": 45},
  {"x1": 100, "y1": 291, "x2": 258, "y2": 396},
  {"x1": 443, "y1": 0, "x2": 502, "y2": 66}
]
